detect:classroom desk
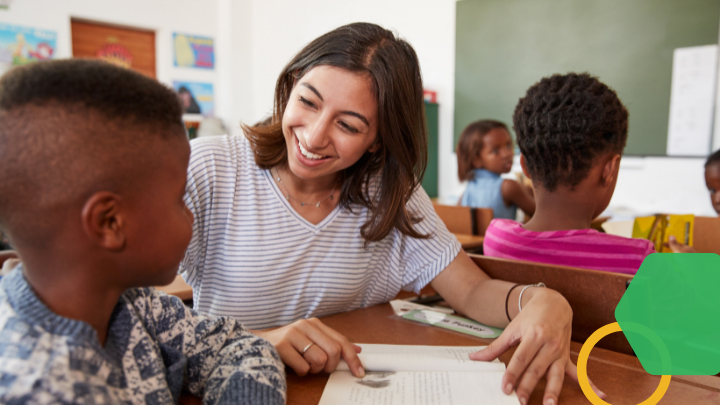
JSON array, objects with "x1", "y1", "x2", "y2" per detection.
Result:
[
  {"x1": 453, "y1": 233, "x2": 485, "y2": 250},
  {"x1": 155, "y1": 275, "x2": 193, "y2": 301},
  {"x1": 284, "y1": 303, "x2": 720, "y2": 405}
]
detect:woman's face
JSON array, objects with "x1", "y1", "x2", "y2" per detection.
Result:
[{"x1": 282, "y1": 65, "x2": 379, "y2": 182}]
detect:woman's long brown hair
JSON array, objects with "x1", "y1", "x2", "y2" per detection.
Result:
[{"x1": 242, "y1": 22, "x2": 428, "y2": 244}]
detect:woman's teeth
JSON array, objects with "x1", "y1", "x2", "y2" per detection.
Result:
[{"x1": 299, "y1": 142, "x2": 326, "y2": 160}]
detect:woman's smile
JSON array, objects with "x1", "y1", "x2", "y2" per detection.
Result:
[{"x1": 293, "y1": 132, "x2": 332, "y2": 167}]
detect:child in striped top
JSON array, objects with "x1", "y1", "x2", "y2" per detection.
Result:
[{"x1": 483, "y1": 73, "x2": 655, "y2": 275}]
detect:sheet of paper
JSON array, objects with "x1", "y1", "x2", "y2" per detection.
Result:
[
  {"x1": 318, "y1": 371, "x2": 519, "y2": 405},
  {"x1": 667, "y1": 45, "x2": 718, "y2": 156},
  {"x1": 401, "y1": 309, "x2": 503, "y2": 338},
  {"x1": 337, "y1": 344, "x2": 504, "y2": 373}
]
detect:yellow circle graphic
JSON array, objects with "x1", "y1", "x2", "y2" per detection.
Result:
[{"x1": 577, "y1": 322, "x2": 672, "y2": 405}]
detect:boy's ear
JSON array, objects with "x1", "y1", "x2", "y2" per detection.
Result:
[
  {"x1": 519, "y1": 154, "x2": 532, "y2": 179},
  {"x1": 601, "y1": 154, "x2": 621, "y2": 186},
  {"x1": 81, "y1": 192, "x2": 126, "y2": 251}
]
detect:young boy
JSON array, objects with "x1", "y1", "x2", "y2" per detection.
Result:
[
  {"x1": 0, "y1": 60, "x2": 285, "y2": 404},
  {"x1": 483, "y1": 73, "x2": 654, "y2": 275}
]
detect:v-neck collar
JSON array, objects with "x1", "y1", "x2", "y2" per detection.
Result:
[{"x1": 263, "y1": 168, "x2": 343, "y2": 233}]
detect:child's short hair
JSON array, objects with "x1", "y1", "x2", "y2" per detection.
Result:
[
  {"x1": 0, "y1": 59, "x2": 184, "y2": 247},
  {"x1": 706, "y1": 149, "x2": 720, "y2": 168},
  {"x1": 456, "y1": 119, "x2": 509, "y2": 181},
  {"x1": 513, "y1": 73, "x2": 628, "y2": 191}
]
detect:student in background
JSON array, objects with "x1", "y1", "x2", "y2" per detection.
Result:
[
  {"x1": 667, "y1": 149, "x2": 720, "y2": 253},
  {"x1": 456, "y1": 120, "x2": 535, "y2": 219},
  {"x1": 704, "y1": 149, "x2": 720, "y2": 215},
  {"x1": 484, "y1": 73, "x2": 654, "y2": 275},
  {"x1": 0, "y1": 60, "x2": 285, "y2": 404}
]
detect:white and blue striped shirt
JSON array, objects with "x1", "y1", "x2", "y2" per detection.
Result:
[{"x1": 180, "y1": 135, "x2": 461, "y2": 329}]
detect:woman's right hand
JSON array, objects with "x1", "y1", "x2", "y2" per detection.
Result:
[{"x1": 252, "y1": 318, "x2": 365, "y2": 378}]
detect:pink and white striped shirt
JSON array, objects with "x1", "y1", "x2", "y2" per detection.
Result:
[{"x1": 483, "y1": 219, "x2": 655, "y2": 275}]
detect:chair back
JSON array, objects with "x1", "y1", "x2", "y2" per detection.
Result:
[{"x1": 471, "y1": 255, "x2": 634, "y2": 355}]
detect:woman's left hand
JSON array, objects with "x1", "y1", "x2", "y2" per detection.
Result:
[{"x1": 469, "y1": 288, "x2": 605, "y2": 405}]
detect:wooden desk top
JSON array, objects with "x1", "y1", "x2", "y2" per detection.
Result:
[
  {"x1": 286, "y1": 303, "x2": 720, "y2": 405},
  {"x1": 454, "y1": 233, "x2": 485, "y2": 249},
  {"x1": 154, "y1": 275, "x2": 193, "y2": 301}
]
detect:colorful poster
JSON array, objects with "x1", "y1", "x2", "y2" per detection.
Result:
[
  {"x1": 173, "y1": 81, "x2": 214, "y2": 116},
  {"x1": 0, "y1": 22, "x2": 56, "y2": 74},
  {"x1": 173, "y1": 33, "x2": 214, "y2": 69}
]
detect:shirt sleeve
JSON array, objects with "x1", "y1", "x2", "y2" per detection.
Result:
[
  {"x1": 179, "y1": 136, "x2": 230, "y2": 287},
  {"x1": 398, "y1": 186, "x2": 462, "y2": 293},
  {"x1": 146, "y1": 289, "x2": 286, "y2": 405}
]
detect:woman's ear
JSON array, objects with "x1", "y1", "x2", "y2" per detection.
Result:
[
  {"x1": 601, "y1": 154, "x2": 621, "y2": 186},
  {"x1": 81, "y1": 191, "x2": 126, "y2": 251},
  {"x1": 368, "y1": 139, "x2": 381, "y2": 153},
  {"x1": 520, "y1": 154, "x2": 532, "y2": 179}
]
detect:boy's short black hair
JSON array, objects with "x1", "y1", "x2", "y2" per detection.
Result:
[
  {"x1": 513, "y1": 73, "x2": 628, "y2": 191},
  {"x1": 0, "y1": 59, "x2": 185, "y2": 247},
  {"x1": 706, "y1": 149, "x2": 720, "y2": 168}
]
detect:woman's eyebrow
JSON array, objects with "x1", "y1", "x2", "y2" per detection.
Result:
[
  {"x1": 300, "y1": 82, "x2": 370, "y2": 127},
  {"x1": 340, "y1": 110, "x2": 370, "y2": 127},
  {"x1": 300, "y1": 83, "x2": 324, "y2": 101}
]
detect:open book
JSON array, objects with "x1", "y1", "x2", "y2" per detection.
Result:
[{"x1": 318, "y1": 344, "x2": 519, "y2": 405}]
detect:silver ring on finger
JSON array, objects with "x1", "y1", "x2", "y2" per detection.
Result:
[{"x1": 302, "y1": 342, "x2": 314, "y2": 354}]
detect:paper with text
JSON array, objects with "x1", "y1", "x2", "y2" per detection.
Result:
[
  {"x1": 667, "y1": 45, "x2": 718, "y2": 156},
  {"x1": 337, "y1": 344, "x2": 505, "y2": 373},
  {"x1": 319, "y1": 370, "x2": 518, "y2": 405}
]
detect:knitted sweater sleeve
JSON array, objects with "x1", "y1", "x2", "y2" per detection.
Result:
[{"x1": 145, "y1": 290, "x2": 286, "y2": 405}]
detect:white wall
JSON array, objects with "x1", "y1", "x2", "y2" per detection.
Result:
[
  {"x1": 0, "y1": 0, "x2": 222, "y2": 108},
  {"x1": 3, "y1": 0, "x2": 717, "y2": 217}
]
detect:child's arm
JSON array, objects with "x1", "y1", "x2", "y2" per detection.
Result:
[
  {"x1": 501, "y1": 179, "x2": 536, "y2": 216},
  {"x1": 148, "y1": 291, "x2": 286, "y2": 405}
]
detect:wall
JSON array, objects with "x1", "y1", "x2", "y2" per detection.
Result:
[
  {"x1": 0, "y1": 0, "x2": 221, "y2": 108},
  {"x1": 3, "y1": 0, "x2": 717, "y2": 217}
]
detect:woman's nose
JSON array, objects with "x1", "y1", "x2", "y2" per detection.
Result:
[{"x1": 304, "y1": 117, "x2": 331, "y2": 149}]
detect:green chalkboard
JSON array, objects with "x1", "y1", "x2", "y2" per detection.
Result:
[
  {"x1": 422, "y1": 102, "x2": 439, "y2": 198},
  {"x1": 454, "y1": 0, "x2": 720, "y2": 156}
]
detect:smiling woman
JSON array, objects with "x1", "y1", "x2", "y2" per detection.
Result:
[{"x1": 180, "y1": 22, "x2": 594, "y2": 405}]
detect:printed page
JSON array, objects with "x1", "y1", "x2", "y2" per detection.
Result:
[
  {"x1": 337, "y1": 344, "x2": 505, "y2": 372},
  {"x1": 318, "y1": 370, "x2": 519, "y2": 405}
]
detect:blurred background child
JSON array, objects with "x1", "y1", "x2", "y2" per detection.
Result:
[
  {"x1": 456, "y1": 120, "x2": 535, "y2": 219},
  {"x1": 704, "y1": 149, "x2": 720, "y2": 216}
]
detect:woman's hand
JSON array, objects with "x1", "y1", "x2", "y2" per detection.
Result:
[
  {"x1": 469, "y1": 288, "x2": 606, "y2": 405},
  {"x1": 666, "y1": 235, "x2": 696, "y2": 253},
  {"x1": 252, "y1": 318, "x2": 365, "y2": 378}
]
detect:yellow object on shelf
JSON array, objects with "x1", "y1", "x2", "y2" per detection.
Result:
[{"x1": 632, "y1": 214, "x2": 694, "y2": 253}]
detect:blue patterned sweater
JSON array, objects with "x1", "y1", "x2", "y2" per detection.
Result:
[{"x1": 0, "y1": 267, "x2": 286, "y2": 404}]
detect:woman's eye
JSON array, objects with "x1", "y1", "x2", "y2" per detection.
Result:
[
  {"x1": 338, "y1": 121, "x2": 359, "y2": 134},
  {"x1": 299, "y1": 96, "x2": 316, "y2": 108}
]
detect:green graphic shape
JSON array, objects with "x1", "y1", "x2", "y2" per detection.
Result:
[{"x1": 615, "y1": 253, "x2": 720, "y2": 375}]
